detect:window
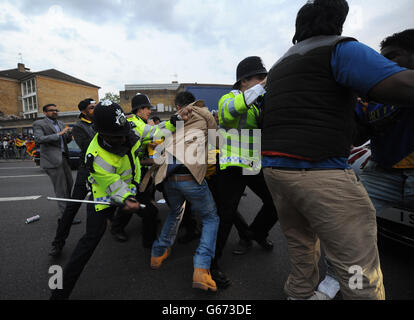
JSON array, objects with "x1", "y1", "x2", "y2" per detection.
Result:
[{"x1": 21, "y1": 78, "x2": 38, "y2": 116}]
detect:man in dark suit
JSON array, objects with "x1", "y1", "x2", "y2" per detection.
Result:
[{"x1": 33, "y1": 104, "x2": 73, "y2": 217}]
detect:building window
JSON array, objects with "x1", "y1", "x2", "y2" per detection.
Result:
[{"x1": 21, "y1": 78, "x2": 38, "y2": 116}]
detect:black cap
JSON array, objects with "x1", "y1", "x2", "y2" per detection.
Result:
[
  {"x1": 234, "y1": 56, "x2": 267, "y2": 89},
  {"x1": 78, "y1": 98, "x2": 96, "y2": 111},
  {"x1": 93, "y1": 100, "x2": 130, "y2": 136},
  {"x1": 131, "y1": 93, "x2": 153, "y2": 113}
]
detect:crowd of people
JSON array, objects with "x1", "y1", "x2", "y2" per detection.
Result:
[
  {"x1": 27, "y1": 0, "x2": 414, "y2": 300},
  {"x1": 0, "y1": 134, "x2": 35, "y2": 160}
]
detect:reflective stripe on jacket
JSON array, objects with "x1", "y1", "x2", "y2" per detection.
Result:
[
  {"x1": 218, "y1": 90, "x2": 261, "y2": 171},
  {"x1": 127, "y1": 115, "x2": 176, "y2": 159},
  {"x1": 86, "y1": 134, "x2": 142, "y2": 211}
]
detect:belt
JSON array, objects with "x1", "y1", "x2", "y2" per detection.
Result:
[{"x1": 168, "y1": 174, "x2": 194, "y2": 182}]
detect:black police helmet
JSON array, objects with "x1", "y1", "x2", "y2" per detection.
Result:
[
  {"x1": 131, "y1": 93, "x2": 154, "y2": 114},
  {"x1": 93, "y1": 100, "x2": 130, "y2": 136},
  {"x1": 234, "y1": 56, "x2": 267, "y2": 89}
]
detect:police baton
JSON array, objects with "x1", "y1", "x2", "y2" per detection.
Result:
[{"x1": 47, "y1": 197, "x2": 146, "y2": 208}]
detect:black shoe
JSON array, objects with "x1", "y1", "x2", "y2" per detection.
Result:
[
  {"x1": 254, "y1": 238, "x2": 274, "y2": 251},
  {"x1": 72, "y1": 219, "x2": 81, "y2": 225},
  {"x1": 49, "y1": 244, "x2": 63, "y2": 258},
  {"x1": 111, "y1": 229, "x2": 129, "y2": 242},
  {"x1": 231, "y1": 239, "x2": 253, "y2": 255},
  {"x1": 177, "y1": 229, "x2": 201, "y2": 244},
  {"x1": 211, "y1": 268, "x2": 231, "y2": 289}
]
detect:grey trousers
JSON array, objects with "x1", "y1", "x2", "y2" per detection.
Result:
[{"x1": 44, "y1": 158, "x2": 74, "y2": 216}]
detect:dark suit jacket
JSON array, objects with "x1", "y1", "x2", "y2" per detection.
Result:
[{"x1": 33, "y1": 117, "x2": 72, "y2": 169}]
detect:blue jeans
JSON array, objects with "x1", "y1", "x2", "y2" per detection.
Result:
[
  {"x1": 151, "y1": 177, "x2": 219, "y2": 269},
  {"x1": 359, "y1": 160, "x2": 414, "y2": 212}
]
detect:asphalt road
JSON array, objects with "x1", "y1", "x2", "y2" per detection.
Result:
[{"x1": 0, "y1": 160, "x2": 413, "y2": 300}]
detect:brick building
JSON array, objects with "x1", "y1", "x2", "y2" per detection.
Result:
[{"x1": 0, "y1": 63, "x2": 100, "y2": 135}]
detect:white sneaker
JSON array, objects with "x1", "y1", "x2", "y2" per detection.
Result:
[
  {"x1": 317, "y1": 275, "x2": 340, "y2": 299},
  {"x1": 287, "y1": 291, "x2": 331, "y2": 300}
]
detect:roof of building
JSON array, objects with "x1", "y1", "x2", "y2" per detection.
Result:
[
  {"x1": 0, "y1": 68, "x2": 31, "y2": 81},
  {"x1": 0, "y1": 65, "x2": 100, "y2": 88},
  {"x1": 124, "y1": 83, "x2": 181, "y2": 91},
  {"x1": 124, "y1": 82, "x2": 232, "y2": 92}
]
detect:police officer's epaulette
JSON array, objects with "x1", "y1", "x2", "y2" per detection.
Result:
[
  {"x1": 126, "y1": 114, "x2": 134, "y2": 119},
  {"x1": 86, "y1": 153, "x2": 95, "y2": 173},
  {"x1": 129, "y1": 122, "x2": 137, "y2": 129}
]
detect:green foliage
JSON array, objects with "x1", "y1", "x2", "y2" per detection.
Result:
[{"x1": 101, "y1": 92, "x2": 120, "y2": 104}]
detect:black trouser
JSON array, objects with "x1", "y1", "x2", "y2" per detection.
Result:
[
  {"x1": 52, "y1": 166, "x2": 89, "y2": 247},
  {"x1": 212, "y1": 167, "x2": 279, "y2": 266},
  {"x1": 50, "y1": 204, "x2": 115, "y2": 300},
  {"x1": 111, "y1": 190, "x2": 159, "y2": 247},
  {"x1": 206, "y1": 174, "x2": 251, "y2": 242}
]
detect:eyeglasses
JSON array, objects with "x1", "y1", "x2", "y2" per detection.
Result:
[{"x1": 46, "y1": 109, "x2": 59, "y2": 113}]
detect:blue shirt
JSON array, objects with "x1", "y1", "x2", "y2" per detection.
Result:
[
  {"x1": 46, "y1": 117, "x2": 65, "y2": 152},
  {"x1": 263, "y1": 40, "x2": 407, "y2": 169},
  {"x1": 355, "y1": 102, "x2": 414, "y2": 169}
]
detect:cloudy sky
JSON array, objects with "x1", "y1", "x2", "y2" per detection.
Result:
[{"x1": 0, "y1": 0, "x2": 412, "y2": 97}]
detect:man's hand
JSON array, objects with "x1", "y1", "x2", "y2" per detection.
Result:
[
  {"x1": 180, "y1": 105, "x2": 193, "y2": 122},
  {"x1": 123, "y1": 197, "x2": 140, "y2": 212},
  {"x1": 58, "y1": 127, "x2": 72, "y2": 136}
]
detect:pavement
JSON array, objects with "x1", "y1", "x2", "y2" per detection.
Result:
[{"x1": 0, "y1": 160, "x2": 413, "y2": 300}]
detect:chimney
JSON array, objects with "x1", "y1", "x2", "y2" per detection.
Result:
[{"x1": 18, "y1": 63, "x2": 26, "y2": 72}]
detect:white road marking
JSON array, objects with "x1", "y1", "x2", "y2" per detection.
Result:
[
  {"x1": 0, "y1": 174, "x2": 47, "y2": 178},
  {"x1": 0, "y1": 167, "x2": 40, "y2": 170},
  {"x1": 0, "y1": 195, "x2": 42, "y2": 202}
]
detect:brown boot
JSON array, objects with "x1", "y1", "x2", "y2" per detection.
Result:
[
  {"x1": 150, "y1": 248, "x2": 171, "y2": 269},
  {"x1": 192, "y1": 268, "x2": 217, "y2": 292}
]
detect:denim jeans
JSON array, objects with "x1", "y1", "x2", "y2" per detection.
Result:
[
  {"x1": 359, "y1": 160, "x2": 414, "y2": 212},
  {"x1": 152, "y1": 177, "x2": 219, "y2": 269}
]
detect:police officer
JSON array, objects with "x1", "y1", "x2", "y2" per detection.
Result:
[
  {"x1": 50, "y1": 101, "x2": 144, "y2": 299},
  {"x1": 212, "y1": 56, "x2": 279, "y2": 288},
  {"x1": 49, "y1": 98, "x2": 96, "y2": 257},
  {"x1": 110, "y1": 93, "x2": 179, "y2": 247}
]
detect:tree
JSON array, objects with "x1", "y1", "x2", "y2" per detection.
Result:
[{"x1": 101, "y1": 92, "x2": 120, "y2": 104}]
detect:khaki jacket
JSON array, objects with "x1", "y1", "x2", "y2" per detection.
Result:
[{"x1": 152, "y1": 100, "x2": 217, "y2": 186}]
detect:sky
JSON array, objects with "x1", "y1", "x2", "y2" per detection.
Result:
[{"x1": 0, "y1": 0, "x2": 413, "y2": 98}]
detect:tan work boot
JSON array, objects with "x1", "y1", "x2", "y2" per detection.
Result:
[
  {"x1": 150, "y1": 248, "x2": 171, "y2": 270},
  {"x1": 192, "y1": 268, "x2": 217, "y2": 292}
]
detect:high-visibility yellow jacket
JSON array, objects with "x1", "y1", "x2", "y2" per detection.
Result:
[
  {"x1": 86, "y1": 134, "x2": 142, "y2": 212},
  {"x1": 127, "y1": 115, "x2": 176, "y2": 159},
  {"x1": 218, "y1": 90, "x2": 261, "y2": 171}
]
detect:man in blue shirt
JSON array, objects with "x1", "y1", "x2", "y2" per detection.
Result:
[
  {"x1": 318, "y1": 29, "x2": 414, "y2": 299},
  {"x1": 261, "y1": 0, "x2": 414, "y2": 300},
  {"x1": 357, "y1": 30, "x2": 414, "y2": 214}
]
